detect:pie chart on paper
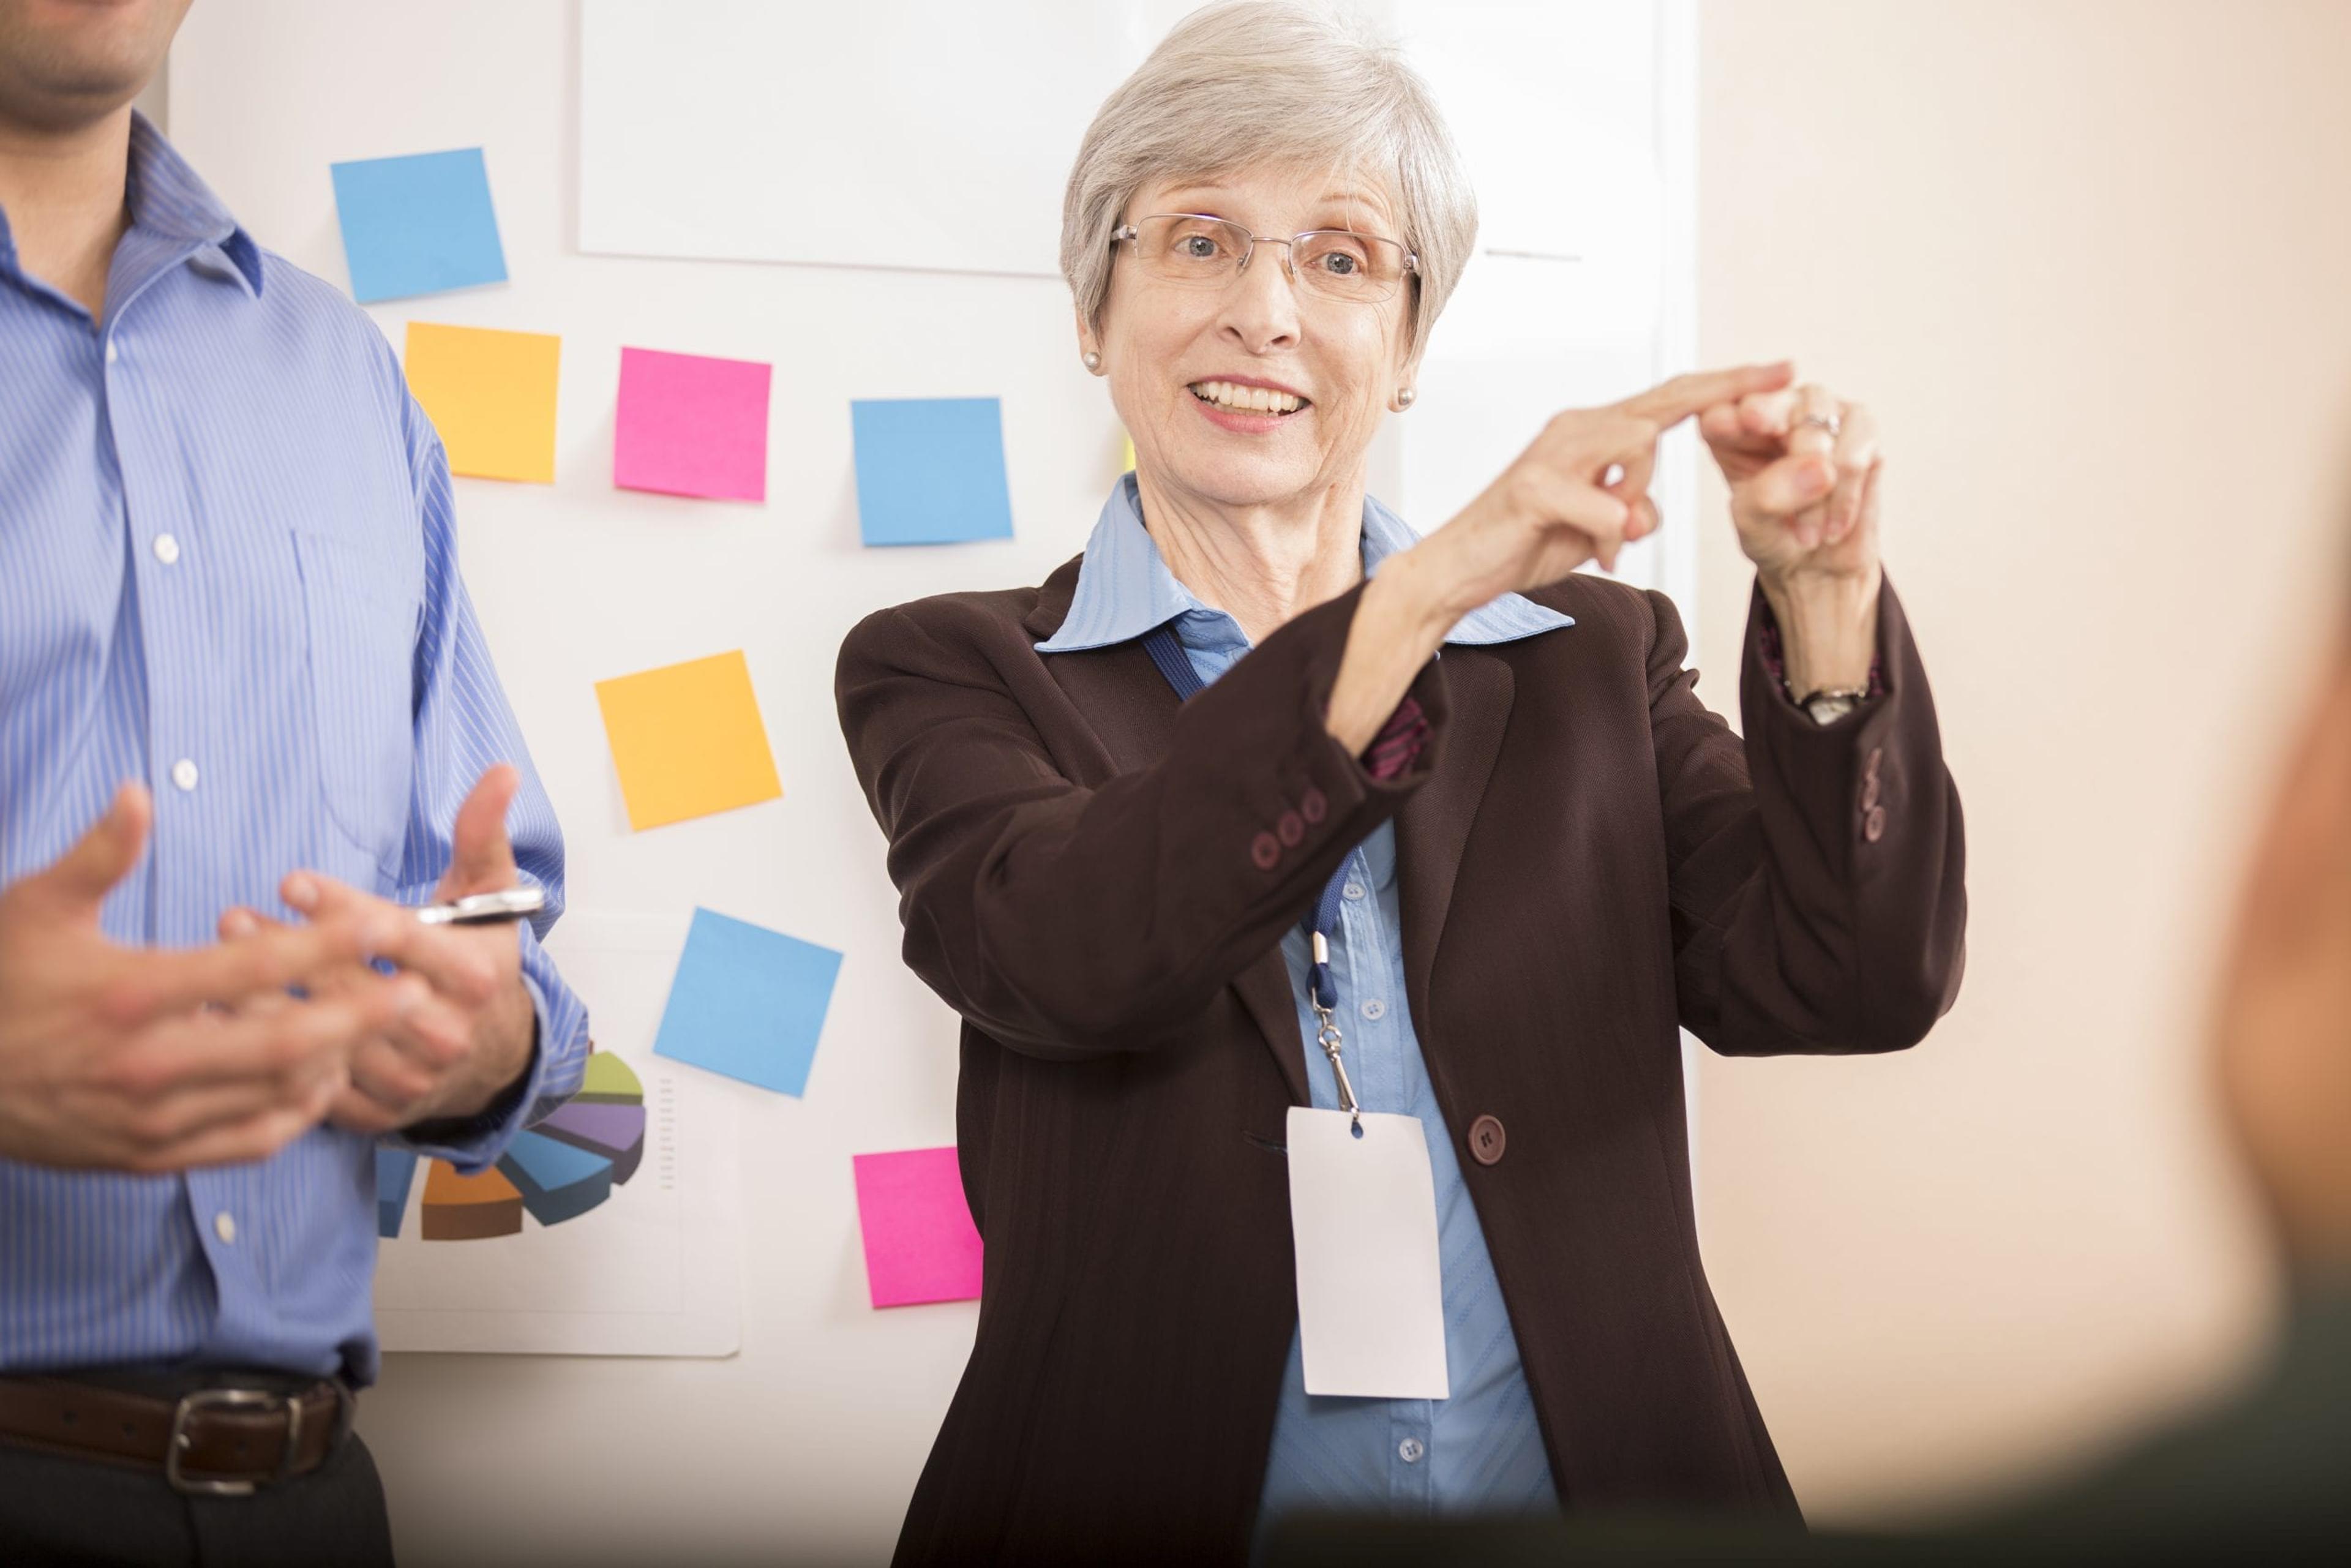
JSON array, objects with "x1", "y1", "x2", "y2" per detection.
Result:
[{"x1": 375, "y1": 1051, "x2": 649, "y2": 1241}]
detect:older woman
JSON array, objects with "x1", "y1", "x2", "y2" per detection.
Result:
[{"x1": 836, "y1": 4, "x2": 1965, "y2": 1564}]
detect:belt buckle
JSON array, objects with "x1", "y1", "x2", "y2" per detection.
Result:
[{"x1": 165, "y1": 1386, "x2": 303, "y2": 1497}]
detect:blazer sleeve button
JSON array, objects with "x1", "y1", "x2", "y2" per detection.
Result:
[
  {"x1": 1862, "y1": 774, "x2": 1881, "y2": 811},
  {"x1": 1468, "y1": 1114, "x2": 1507, "y2": 1166},
  {"x1": 1277, "y1": 810, "x2": 1305, "y2": 847},
  {"x1": 1863, "y1": 805, "x2": 1887, "y2": 843},
  {"x1": 1300, "y1": 787, "x2": 1327, "y2": 824},
  {"x1": 1251, "y1": 831, "x2": 1281, "y2": 870}
]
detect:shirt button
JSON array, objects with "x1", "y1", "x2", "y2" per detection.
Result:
[
  {"x1": 1360, "y1": 999, "x2": 1386, "y2": 1021},
  {"x1": 1343, "y1": 882, "x2": 1367, "y2": 901},
  {"x1": 152, "y1": 533, "x2": 182, "y2": 566},
  {"x1": 105, "y1": 339, "x2": 119, "y2": 364},
  {"x1": 213, "y1": 1211, "x2": 237, "y2": 1245},
  {"x1": 170, "y1": 759, "x2": 200, "y2": 792},
  {"x1": 1398, "y1": 1438, "x2": 1425, "y2": 1464}
]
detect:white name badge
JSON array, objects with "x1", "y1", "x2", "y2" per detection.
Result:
[{"x1": 1285, "y1": 1106, "x2": 1450, "y2": 1399}]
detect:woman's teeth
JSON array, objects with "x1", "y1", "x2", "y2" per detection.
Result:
[{"x1": 1190, "y1": 380, "x2": 1306, "y2": 415}]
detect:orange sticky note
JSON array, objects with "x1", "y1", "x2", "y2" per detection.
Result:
[
  {"x1": 593, "y1": 650, "x2": 782, "y2": 831},
  {"x1": 404, "y1": 321, "x2": 560, "y2": 483}
]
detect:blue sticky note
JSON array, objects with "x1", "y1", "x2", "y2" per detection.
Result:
[
  {"x1": 850, "y1": 397, "x2": 1015, "y2": 546},
  {"x1": 651, "y1": 909, "x2": 842, "y2": 1097},
  {"x1": 329, "y1": 148, "x2": 508, "y2": 304}
]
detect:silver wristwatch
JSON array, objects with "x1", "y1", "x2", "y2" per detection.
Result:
[{"x1": 1797, "y1": 686, "x2": 1869, "y2": 726}]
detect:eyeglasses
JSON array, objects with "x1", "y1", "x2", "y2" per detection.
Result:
[{"x1": 1110, "y1": 214, "x2": 1418, "y2": 304}]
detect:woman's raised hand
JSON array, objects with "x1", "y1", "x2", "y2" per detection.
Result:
[
  {"x1": 1698, "y1": 380, "x2": 1883, "y2": 589},
  {"x1": 1408, "y1": 362, "x2": 1797, "y2": 618}
]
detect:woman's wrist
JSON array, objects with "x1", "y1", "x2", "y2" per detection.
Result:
[
  {"x1": 1325, "y1": 559, "x2": 1455, "y2": 753},
  {"x1": 1758, "y1": 564, "x2": 1883, "y2": 697}
]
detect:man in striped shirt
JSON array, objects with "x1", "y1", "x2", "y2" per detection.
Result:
[{"x1": 0, "y1": 2, "x2": 590, "y2": 1561}]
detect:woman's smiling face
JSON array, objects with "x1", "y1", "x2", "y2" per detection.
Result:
[{"x1": 1084, "y1": 162, "x2": 1416, "y2": 512}]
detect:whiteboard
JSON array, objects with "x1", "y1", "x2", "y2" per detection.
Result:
[
  {"x1": 167, "y1": 2, "x2": 1693, "y2": 1561},
  {"x1": 579, "y1": 0, "x2": 1142, "y2": 277}
]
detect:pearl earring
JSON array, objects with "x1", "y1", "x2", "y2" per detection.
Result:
[
  {"x1": 1083, "y1": 351, "x2": 1102, "y2": 371},
  {"x1": 1396, "y1": 387, "x2": 1416, "y2": 408}
]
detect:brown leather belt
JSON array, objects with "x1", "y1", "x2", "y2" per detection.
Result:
[{"x1": 0, "y1": 1373, "x2": 351, "y2": 1496}]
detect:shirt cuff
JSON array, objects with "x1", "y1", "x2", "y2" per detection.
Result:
[{"x1": 1363, "y1": 696, "x2": 1432, "y2": 781}]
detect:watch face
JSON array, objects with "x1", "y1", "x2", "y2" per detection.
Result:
[{"x1": 1804, "y1": 695, "x2": 1859, "y2": 726}]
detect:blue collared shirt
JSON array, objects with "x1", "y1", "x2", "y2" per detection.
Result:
[
  {"x1": 1040, "y1": 476, "x2": 1570, "y2": 1530},
  {"x1": 0, "y1": 115, "x2": 588, "y2": 1382}
]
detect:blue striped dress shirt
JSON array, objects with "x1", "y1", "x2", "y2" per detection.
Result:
[
  {"x1": 1039, "y1": 476, "x2": 1570, "y2": 1532},
  {"x1": 0, "y1": 114, "x2": 588, "y2": 1384}
]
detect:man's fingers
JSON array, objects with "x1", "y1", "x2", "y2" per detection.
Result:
[
  {"x1": 354, "y1": 915, "x2": 508, "y2": 1010},
  {"x1": 28, "y1": 784, "x2": 152, "y2": 914},
  {"x1": 99, "y1": 907, "x2": 395, "y2": 1025},
  {"x1": 1622, "y1": 361, "x2": 1794, "y2": 426},
  {"x1": 103, "y1": 1063, "x2": 342, "y2": 1158},
  {"x1": 121, "y1": 1098, "x2": 339, "y2": 1176},
  {"x1": 104, "y1": 973, "x2": 422, "y2": 1098},
  {"x1": 439, "y1": 765, "x2": 523, "y2": 900}
]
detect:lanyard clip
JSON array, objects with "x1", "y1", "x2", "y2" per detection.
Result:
[{"x1": 1311, "y1": 994, "x2": 1360, "y2": 1131}]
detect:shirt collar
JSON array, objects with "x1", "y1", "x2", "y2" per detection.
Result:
[
  {"x1": 122, "y1": 110, "x2": 264, "y2": 298},
  {"x1": 1035, "y1": 472, "x2": 1575, "y2": 655}
]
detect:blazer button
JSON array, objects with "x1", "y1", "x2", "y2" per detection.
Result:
[
  {"x1": 1277, "y1": 810, "x2": 1305, "y2": 847},
  {"x1": 1865, "y1": 746, "x2": 1884, "y2": 781},
  {"x1": 1468, "y1": 1114, "x2": 1507, "y2": 1166},
  {"x1": 1300, "y1": 787, "x2": 1328, "y2": 825},
  {"x1": 1251, "y1": 831, "x2": 1281, "y2": 870},
  {"x1": 1862, "y1": 774, "x2": 1881, "y2": 810},
  {"x1": 1864, "y1": 805, "x2": 1887, "y2": 843}
]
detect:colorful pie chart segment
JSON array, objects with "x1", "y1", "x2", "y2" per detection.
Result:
[
  {"x1": 536, "y1": 1099, "x2": 647, "y2": 1184},
  {"x1": 422, "y1": 1159, "x2": 526, "y2": 1241},
  {"x1": 497, "y1": 1128, "x2": 615, "y2": 1226},
  {"x1": 374, "y1": 1050, "x2": 649, "y2": 1242}
]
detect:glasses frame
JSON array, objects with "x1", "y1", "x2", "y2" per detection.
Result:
[{"x1": 1110, "y1": 213, "x2": 1419, "y2": 304}]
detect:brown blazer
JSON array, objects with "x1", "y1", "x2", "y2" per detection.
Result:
[{"x1": 836, "y1": 560, "x2": 1966, "y2": 1567}]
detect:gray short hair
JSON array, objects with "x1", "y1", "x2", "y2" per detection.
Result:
[{"x1": 1059, "y1": 1, "x2": 1477, "y2": 357}]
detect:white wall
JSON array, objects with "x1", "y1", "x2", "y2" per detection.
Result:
[
  {"x1": 1690, "y1": 0, "x2": 2351, "y2": 1528},
  {"x1": 166, "y1": 4, "x2": 1692, "y2": 1563}
]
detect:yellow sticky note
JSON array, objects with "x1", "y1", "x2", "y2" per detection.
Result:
[
  {"x1": 404, "y1": 321, "x2": 560, "y2": 484},
  {"x1": 593, "y1": 651, "x2": 783, "y2": 831}
]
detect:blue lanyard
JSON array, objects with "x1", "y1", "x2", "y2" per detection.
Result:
[{"x1": 1141, "y1": 623, "x2": 1363, "y2": 1120}]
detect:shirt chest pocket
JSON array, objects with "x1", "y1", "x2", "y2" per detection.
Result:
[{"x1": 293, "y1": 531, "x2": 419, "y2": 882}]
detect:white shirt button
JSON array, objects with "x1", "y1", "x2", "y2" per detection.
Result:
[
  {"x1": 105, "y1": 339, "x2": 119, "y2": 364},
  {"x1": 213, "y1": 1211, "x2": 237, "y2": 1245},
  {"x1": 152, "y1": 533, "x2": 181, "y2": 566},
  {"x1": 170, "y1": 759, "x2": 199, "y2": 792},
  {"x1": 1343, "y1": 882, "x2": 1367, "y2": 901},
  {"x1": 1398, "y1": 1437, "x2": 1425, "y2": 1464},
  {"x1": 1361, "y1": 999, "x2": 1387, "y2": 1021}
]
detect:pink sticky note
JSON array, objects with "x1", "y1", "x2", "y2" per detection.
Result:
[
  {"x1": 612, "y1": 345, "x2": 772, "y2": 501},
  {"x1": 852, "y1": 1147, "x2": 983, "y2": 1309}
]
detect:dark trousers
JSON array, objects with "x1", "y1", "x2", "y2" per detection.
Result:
[{"x1": 0, "y1": 1428, "x2": 396, "y2": 1568}]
